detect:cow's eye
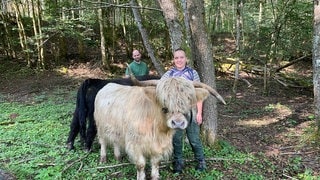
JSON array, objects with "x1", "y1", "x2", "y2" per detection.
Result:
[{"x1": 162, "y1": 107, "x2": 168, "y2": 114}]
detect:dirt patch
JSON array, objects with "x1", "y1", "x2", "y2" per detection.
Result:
[
  {"x1": 0, "y1": 169, "x2": 16, "y2": 180},
  {"x1": 216, "y1": 73, "x2": 319, "y2": 177}
]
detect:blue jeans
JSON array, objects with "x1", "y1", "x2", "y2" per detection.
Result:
[{"x1": 173, "y1": 110, "x2": 205, "y2": 162}]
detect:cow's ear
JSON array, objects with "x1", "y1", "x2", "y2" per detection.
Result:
[{"x1": 195, "y1": 88, "x2": 210, "y2": 102}]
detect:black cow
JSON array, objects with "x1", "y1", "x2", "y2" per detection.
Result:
[{"x1": 66, "y1": 75, "x2": 160, "y2": 152}]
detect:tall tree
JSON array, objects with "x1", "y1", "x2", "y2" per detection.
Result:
[
  {"x1": 232, "y1": 0, "x2": 243, "y2": 97},
  {"x1": 213, "y1": 0, "x2": 222, "y2": 32},
  {"x1": 313, "y1": 0, "x2": 320, "y2": 133},
  {"x1": 131, "y1": 0, "x2": 164, "y2": 75},
  {"x1": 31, "y1": 0, "x2": 45, "y2": 69},
  {"x1": 0, "y1": 12, "x2": 16, "y2": 58},
  {"x1": 13, "y1": 0, "x2": 31, "y2": 66},
  {"x1": 156, "y1": 0, "x2": 184, "y2": 52},
  {"x1": 157, "y1": 0, "x2": 223, "y2": 145},
  {"x1": 98, "y1": 0, "x2": 109, "y2": 70},
  {"x1": 187, "y1": 0, "x2": 221, "y2": 145}
]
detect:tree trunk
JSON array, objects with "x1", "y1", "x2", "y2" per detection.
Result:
[
  {"x1": 58, "y1": 30, "x2": 67, "y2": 63},
  {"x1": 214, "y1": 0, "x2": 222, "y2": 32},
  {"x1": 98, "y1": 0, "x2": 109, "y2": 70},
  {"x1": 13, "y1": 1, "x2": 31, "y2": 67},
  {"x1": 131, "y1": 0, "x2": 164, "y2": 75},
  {"x1": 0, "y1": 12, "x2": 16, "y2": 58},
  {"x1": 157, "y1": 0, "x2": 184, "y2": 52},
  {"x1": 36, "y1": 0, "x2": 44, "y2": 69},
  {"x1": 187, "y1": 0, "x2": 220, "y2": 146},
  {"x1": 258, "y1": 0, "x2": 263, "y2": 36},
  {"x1": 31, "y1": 0, "x2": 44, "y2": 69},
  {"x1": 313, "y1": 0, "x2": 320, "y2": 133},
  {"x1": 232, "y1": 0, "x2": 243, "y2": 97},
  {"x1": 180, "y1": 0, "x2": 193, "y2": 67}
]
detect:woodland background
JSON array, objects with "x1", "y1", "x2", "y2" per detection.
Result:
[
  {"x1": 1, "y1": 0, "x2": 320, "y2": 179},
  {"x1": 1, "y1": 0, "x2": 313, "y2": 70}
]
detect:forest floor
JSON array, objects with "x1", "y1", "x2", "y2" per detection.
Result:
[{"x1": 0, "y1": 58, "x2": 319, "y2": 179}]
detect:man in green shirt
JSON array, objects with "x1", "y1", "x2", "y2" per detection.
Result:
[{"x1": 125, "y1": 50, "x2": 150, "y2": 77}]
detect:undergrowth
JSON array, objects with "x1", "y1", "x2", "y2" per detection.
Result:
[{"x1": 0, "y1": 88, "x2": 318, "y2": 180}]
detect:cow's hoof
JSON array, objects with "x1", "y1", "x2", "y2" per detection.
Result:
[
  {"x1": 66, "y1": 143, "x2": 75, "y2": 150},
  {"x1": 100, "y1": 157, "x2": 107, "y2": 163},
  {"x1": 84, "y1": 148, "x2": 92, "y2": 153}
]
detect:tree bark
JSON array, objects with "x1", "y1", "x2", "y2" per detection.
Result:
[
  {"x1": 213, "y1": 0, "x2": 222, "y2": 32},
  {"x1": 232, "y1": 0, "x2": 243, "y2": 97},
  {"x1": 98, "y1": 0, "x2": 109, "y2": 70},
  {"x1": 157, "y1": 0, "x2": 184, "y2": 52},
  {"x1": 13, "y1": 0, "x2": 31, "y2": 67},
  {"x1": 131, "y1": 0, "x2": 164, "y2": 75},
  {"x1": 186, "y1": 0, "x2": 220, "y2": 146},
  {"x1": 36, "y1": 0, "x2": 44, "y2": 69},
  {"x1": 313, "y1": 0, "x2": 320, "y2": 133},
  {"x1": 31, "y1": 0, "x2": 44, "y2": 69},
  {"x1": 0, "y1": 12, "x2": 16, "y2": 58},
  {"x1": 180, "y1": 0, "x2": 194, "y2": 67}
]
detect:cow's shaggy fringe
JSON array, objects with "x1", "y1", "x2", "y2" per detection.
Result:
[{"x1": 156, "y1": 77, "x2": 198, "y2": 114}]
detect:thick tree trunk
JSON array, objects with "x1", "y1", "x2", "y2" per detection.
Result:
[
  {"x1": 313, "y1": 1, "x2": 320, "y2": 133},
  {"x1": 157, "y1": 0, "x2": 185, "y2": 52},
  {"x1": 180, "y1": 0, "x2": 194, "y2": 67},
  {"x1": 187, "y1": 0, "x2": 220, "y2": 146}
]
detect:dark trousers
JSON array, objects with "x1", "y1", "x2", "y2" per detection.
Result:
[{"x1": 173, "y1": 111, "x2": 205, "y2": 162}]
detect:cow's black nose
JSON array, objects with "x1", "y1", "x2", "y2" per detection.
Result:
[{"x1": 172, "y1": 120, "x2": 185, "y2": 129}]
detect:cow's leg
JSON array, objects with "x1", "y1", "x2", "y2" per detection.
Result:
[
  {"x1": 126, "y1": 145, "x2": 146, "y2": 180},
  {"x1": 85, "y1": 111, "x2": 96, "y2": 152},
  {"x1": 99, "y1": 137, "x2": 107, "y2": 163},
  {"x1": 150, "y1": 156, "x2": 161, "y2": 180},
  {"x1": 78, "y1": 110, "x2": 87, "y2": 147},
  {"x1": 66, "y1": 111, "x2": 80, "y2": 150},
  {"x1": 113, "y1": 143, "x2": 121, "y2": 161},
  {"x1": 135, "y1": 156, "x2": 146, "y2": 180}
]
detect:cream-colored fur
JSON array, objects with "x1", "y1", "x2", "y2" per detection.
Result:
[{"x1": 94, "y1": 78, "x2": 211, "y2": 180}]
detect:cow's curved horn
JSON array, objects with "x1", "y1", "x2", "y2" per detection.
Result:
[
  {"x1": 132, "y1": 79, "x2": 159, "y2": 86},
  {"x1": 193, "y1": 81, "x2": 226, "y2": 104}
]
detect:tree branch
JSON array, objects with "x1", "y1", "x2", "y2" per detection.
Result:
[
  {"x1": 275, "y1": 54, "x2": 311, "y2": 72},
  {"x1": 61, "y1": 153, "x2": 90, "y2": 173}
]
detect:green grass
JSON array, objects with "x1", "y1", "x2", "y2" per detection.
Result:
[{"x1": 0, "y1": 89, "x2": 318, "y2": 180}]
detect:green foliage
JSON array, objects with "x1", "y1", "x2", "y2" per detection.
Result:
[
  {"x1": 245, "y1": 1, "x2": 312, "y2": 61},
  {"x1": 1, "y1": 0, "x2": 314, "y2": 73},
  {"x1": 0, "y1": 100, "x2": 74, "y2": 179},
  {"x1": 297, "y1": 169, "x2": 320, "y2": 180}
]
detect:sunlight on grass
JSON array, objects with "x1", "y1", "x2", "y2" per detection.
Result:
[
  {"x1": 56, "y1": 66, "x2": 68, "y2": 74},
  {"x1": 237, "y1": 117, "x2": 280, "y2": 127}
]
